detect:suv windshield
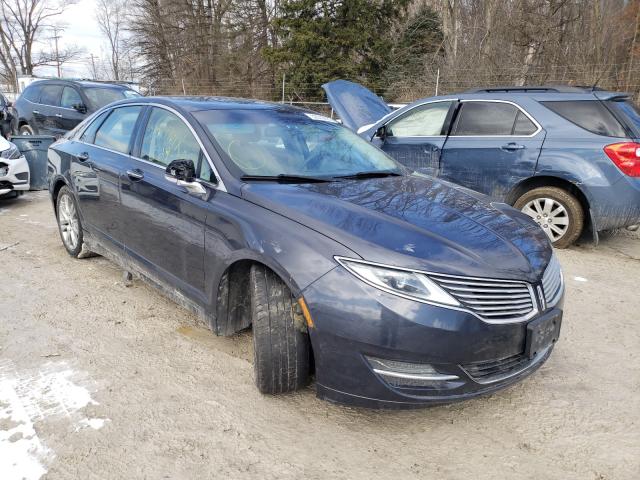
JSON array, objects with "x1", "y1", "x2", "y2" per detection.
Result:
[
  {"x1": 84, "y1": 87, "x2": 141, "y2": 110},
  {"x1": 193, "y1": 109, "x2": 401, "y2": 179}
]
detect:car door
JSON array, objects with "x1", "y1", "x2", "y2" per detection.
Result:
[
  {"x1": 71, "y1": 106, "x2": 143, "y2": 250},
  {"x1": 373, "y1": 100, "x2": 457, "y2": 177},
  {"x1": 35, "y1": 84, "x2": 64, "y2": 135},
  {"x1": 58, "y1": 86, "x2": 86, "y2": 132},
  {"x1": 118, "y1": 106, "x2": 209, "y2": 299},
  {"x1": 440, "y1": 100, "x2": 545, "y2": 199}
]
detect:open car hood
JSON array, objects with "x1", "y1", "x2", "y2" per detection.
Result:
[{"x1": 322, "y1": 80, "x2": 392, "y2": 132}]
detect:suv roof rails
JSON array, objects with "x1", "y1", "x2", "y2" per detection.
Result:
[{"x1": 465, "y1": 85, "x2": 605, "y2": 94}]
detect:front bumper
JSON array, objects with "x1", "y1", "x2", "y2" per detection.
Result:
[
  {"x1": 303, "y1": 266, "x2": 563, "y2": 409},
  {"x1": 0, "y1": 155, "x2": 30, "y2": 196}
]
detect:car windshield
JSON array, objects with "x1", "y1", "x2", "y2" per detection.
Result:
[
  {"x1": 193, "y1": 108, "x2": 402, "y2": 179},
  {"x1": 84, "y1": 87, "x2": 141, "y2": 110}
]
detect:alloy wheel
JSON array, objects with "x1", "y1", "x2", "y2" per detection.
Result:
[
  {"x1": 58, "y1": 194, "x2": 80, "y2": 251},
  {"x1": 521, "y1": 197, "x2": 569, "y2": 242}
]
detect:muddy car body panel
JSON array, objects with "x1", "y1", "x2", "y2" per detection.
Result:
[{"x1": 48, "y1": 97, "x2": 563, "y2": 408}]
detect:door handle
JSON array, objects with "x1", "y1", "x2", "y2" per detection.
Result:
[
  {"x1": 77, "y1": 152, "x2": 90, "y2": 162},
  {"x1": 55, "y1": 114, "x2": 63, "y2": 118},
  {"x1": 501, "y1": 143, "x2": 525, "y2": 151},
  {"x1": 32, "y1": 110, "x2": 40, "y2": 115},
  {"x1": 126, "y1": 169, "x2": 144, "y2": 181}
]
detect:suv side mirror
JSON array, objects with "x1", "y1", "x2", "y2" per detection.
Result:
[
  {"x1": 375, "y1": 125, "x2": 388, "y2": 141},
  {"x1": 165, "y1": 159, "x2": 206, "y2": 196},
  {"x1": 72, "y1": 103, "x2": 87, "y2": 114}
]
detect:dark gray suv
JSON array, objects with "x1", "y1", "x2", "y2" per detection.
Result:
[{"x1": 15, "y1": 79, "x2": 141, "y2": 137}]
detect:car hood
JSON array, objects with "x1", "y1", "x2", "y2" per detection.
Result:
[
  {"x1": 322, "y1": 80, "x2": 392, "y2": 132},
  {"x1": 241, "y1": 175, "x2": 552, "y2": 283}
]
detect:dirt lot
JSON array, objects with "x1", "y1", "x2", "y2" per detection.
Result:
[{"x1": 0, "y1": 191, "x2": 639, "y2": 480}]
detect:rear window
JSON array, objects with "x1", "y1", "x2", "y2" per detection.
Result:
[
  {"x1": 608, "y1": 100, "x2": 640, "y2": 135},
  {"x1": 541, "y1": 100, "x2": 627, "y2": 137},
  {"x1": 21, "y1": 85, "x2": 41, "y2": 102}
]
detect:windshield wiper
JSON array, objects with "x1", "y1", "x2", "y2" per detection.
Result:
[
  {"x1": 334, "y1": 171, "x2": 403, "y2": 180},
  {"x1": 240, "y1": 174, "x2": 331, "y2": 183}
]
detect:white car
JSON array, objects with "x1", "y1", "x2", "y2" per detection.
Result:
[{"x1": 0, "y1": 136, "x2": 29, "y2": 197}]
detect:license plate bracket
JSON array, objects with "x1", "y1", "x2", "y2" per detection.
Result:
[{"x1": 525, "y1": 310, "x2": 562, "y2": 360}]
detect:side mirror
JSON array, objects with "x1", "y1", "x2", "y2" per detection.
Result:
[
  {"x1": 375, "y1": 125, "x2": 387, "y2": 141},
  {"x1": 72, "y1": 103, "x2": 87, "y2": 114},
  {"x1": 165, "y1": 159, "x2": 206, "y2": 195}
]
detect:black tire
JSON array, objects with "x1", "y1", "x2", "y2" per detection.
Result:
[
  {"x1": 514, "y1": 186, "x2": 584, "y2": 248},
  {"x1": 250, "y1": 264, "x2": 310, "y2": 394},
  {"x1": 56, "y1": 186, "x2": 85, "y2": 257},
  {"x1": 19, "y1": 124, "x2": 34, "y2": 135}
]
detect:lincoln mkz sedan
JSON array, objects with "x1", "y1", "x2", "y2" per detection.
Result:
[{"x1": 47, "y1": 97, "x2": 564, "y2": 408}]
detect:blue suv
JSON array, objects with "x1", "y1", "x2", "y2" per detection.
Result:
[{"x1": 324, "y1": 81, "x2": 640, "y2": 247}]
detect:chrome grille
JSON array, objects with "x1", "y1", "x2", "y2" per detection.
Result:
[
  {"x1": 542, "y1": 254, "x2": 563, "y2": 307},
  {"x1": 428, "y1": 273, "x2": 535, "y2": 322}
]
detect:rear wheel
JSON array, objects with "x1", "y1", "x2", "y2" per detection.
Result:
[
  {"x1": 56, "y1": 186, "x2": 84, "y2": 257},
  {"x1": 250, "y1": 264, "x2": 310, "y2": 394},
  {"x1": 514, "y1": 186, "x2": 584, "y2": 248},
  {"x1": 19, "y1": 124, "x2": 34, "y2": 135}
]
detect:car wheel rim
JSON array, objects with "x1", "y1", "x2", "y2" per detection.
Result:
[
  {"x1": 58, "y1": 194, "x2": 79, "y2": 250},
  {"x1": 521, "y1": 198, "x2": 569, "y2": 242}
]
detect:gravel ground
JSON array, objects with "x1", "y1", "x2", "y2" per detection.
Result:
[{"x1": 0, "y1": 191, "x2": 639, "y2": 480}]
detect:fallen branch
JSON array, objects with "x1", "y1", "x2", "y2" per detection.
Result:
[{"x1": 0, "y1": 241, "x2": 19, "y2": 251}]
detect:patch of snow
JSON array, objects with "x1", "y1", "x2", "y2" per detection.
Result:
[
  {"x1": 0, "y1": 360, "x2": 100, "y2": 480},
  {"x1": 76, "y1": 418, "x2": 108, "y2": 431}
]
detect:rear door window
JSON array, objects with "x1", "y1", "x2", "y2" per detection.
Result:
[
  {"x1": 541, "y1": 100, "x2": 627, "y2": 137},
  {"x1": 80, "y1": 111, "x2": 110, "y2": 143},
  {"x1": 386, "y1": 101, "x2": 453, "y2": 137},
  {"x1": 39, "y1": 85, "x2": 63, "y2": 106},
  {"x1": 452, "y1": 101, "x2": 537, "y2": 136},
  {"x1": 94, "y1": 106, "x2": 142, "y2": 154}
]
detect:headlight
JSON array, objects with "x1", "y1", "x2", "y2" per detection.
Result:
[
  {"x1": 335, "y1": 257, "x2": 460, "y2": 307},
  {"x1": 1, "y1": 142, "x2": 21, "y2": 160}
]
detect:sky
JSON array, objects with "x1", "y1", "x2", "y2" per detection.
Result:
[{"x1": 33, "y1": 0, "x2": 106, "y2": 78}]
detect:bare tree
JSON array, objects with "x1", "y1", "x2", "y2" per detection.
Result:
[
  {"x1": 95, "y1": 0, "x2": 128, "y2": 80},
  {"x1": 0, "y1": 0, "x2": 77, "y2": 87}
]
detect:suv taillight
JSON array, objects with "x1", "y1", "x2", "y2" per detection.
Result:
[{"x1": 604, "y1": 142, "x2": 640, "y2": 177}]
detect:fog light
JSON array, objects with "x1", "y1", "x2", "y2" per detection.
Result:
[{"x1": 365, "y1": 356, "x2": 459, "y2": 387}]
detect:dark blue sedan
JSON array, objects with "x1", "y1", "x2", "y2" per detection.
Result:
[{"x1": 47, "y1": 97, "x2": 564, "y2": 408}]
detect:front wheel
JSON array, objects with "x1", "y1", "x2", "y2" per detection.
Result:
[
  {"x1": 250, "y1": 264, "x2": 311, "y2": 394},
  {"x1": 514, "y1": 186, "x2": 584, "y2": 248},
  {"x1": 56, "y1": 186, "x2": 85, "y2": 257}
]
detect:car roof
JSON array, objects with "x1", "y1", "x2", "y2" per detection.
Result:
[
  {"x1": 27, "y1": 79, "x2": 133, "y2": 90},
  {"x1": 113, "y1": 96, "x2": 310, "y2": 113}
]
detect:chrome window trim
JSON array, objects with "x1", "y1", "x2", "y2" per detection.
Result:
[
  {"x1": 449, "y1": 99, "x2": 543, "y2": 138},
  {"x1": 76, "y1": 102, "x2": 227, "y2": 192},
  {"x1": 382, "y1": 99, "x2": 457, "y2": 139},
  {"x1": 335, "y1": 256, "x2": 539, "y2": 325}
]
